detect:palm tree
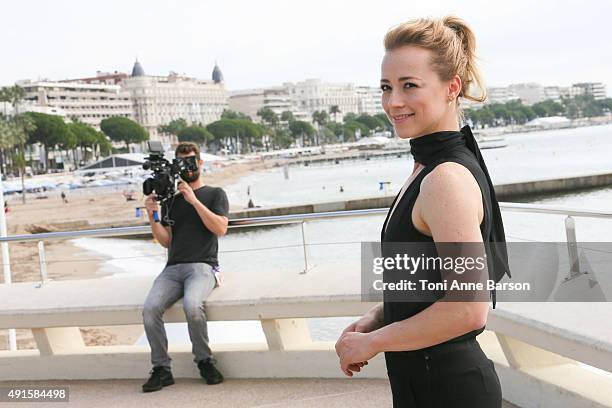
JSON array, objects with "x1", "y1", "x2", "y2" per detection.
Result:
[
  {"x1": 0, "y1": 115, "x2": 33, "y2": 203},
  {"x1": 0, "y1": 86, "x2": 30, "y2": 202},
  {"x1": 14, "y1": 115, "x2": 35, "y2": 203},
  {"x1": 0, "y1": 87, "x2": 11, "y2": 117},
  {"x1": 329, "y1": 105, "x2": 341, "y2": 123},
  {"x1": 8, "y1": 86, "x2": 25, "y2": 115},
  {"x1": 311, "y1": 111, "x2": 329, "y2": 146}
]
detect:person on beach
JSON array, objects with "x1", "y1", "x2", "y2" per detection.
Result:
[
  {"x1": 335, "y1": 16, "x2": 510, "y2": 407},
  {"x1": 122, "y1": 189, "x2": 137, "y2": 201},
  {"x1": 141, "y1": 141, "x2": 229, "y2": 393}
]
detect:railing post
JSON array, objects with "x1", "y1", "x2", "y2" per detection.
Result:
[
  {"x1": 37, "y1": 241, "x2": 48, "y2": 286},
  {"x1": 564, "y1": 215, "x2": 581, "y2": 280},
  {"x1": 495, "y1": 333, "x2": 575, "y2": 369},
  {"x1": 31, "y1": 327, "x2": 86, "y2": 356},
  {"x1": 300, "y1": 221, "x2": 309, "y2": 274},
  {"x1": 261, "y1": 318, "x2": 312, "y2": 351},
  {"x1": 0, "y1": 177, "x2": 16, "y2": 351}
]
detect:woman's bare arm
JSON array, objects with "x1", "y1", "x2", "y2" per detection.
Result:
[{"x1": 370, "y1": 162, "x2": 489, "y2": 352}]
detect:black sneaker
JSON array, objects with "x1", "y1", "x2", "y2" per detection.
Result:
[
  {"x1": 142, "y1": 366, "x2": 175, "y2": 392},
  {"x1": 198, "y1": 358, "x2": 224, "y2": 384}
]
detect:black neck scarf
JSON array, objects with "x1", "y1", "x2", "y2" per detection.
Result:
[{"x1": 409, "y1": 124, "x2": 511, "y2": 308}]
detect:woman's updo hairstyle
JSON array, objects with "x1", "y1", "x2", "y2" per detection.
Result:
[{"x1": 383, "y1": 16, "x2": 487, "y2": 121}]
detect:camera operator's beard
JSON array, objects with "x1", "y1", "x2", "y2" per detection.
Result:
[{"x1": 180, "y1": 170, "x2": 200, "y2": 183}]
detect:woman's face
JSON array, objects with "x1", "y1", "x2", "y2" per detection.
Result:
[{"x1": 381, "y1": 45, "x2": 460, "y2": 139}]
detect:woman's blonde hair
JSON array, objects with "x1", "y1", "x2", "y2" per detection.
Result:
[{"x1": 384, "y1": 16, "x2": 486, "y2": 121}]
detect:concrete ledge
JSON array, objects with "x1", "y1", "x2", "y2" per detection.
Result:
[
  {"x1": 2, "y1": 279, "x2": 612, "y2": 406},
  {"x1": 496, "y1": 360, "x2": 612, "y2": 408},
  {"x1": 1, "y1": 333, "x2": 610, "y2": 407},
  {"x1": 0, "y1": 276, "x2": 376, "y2": 329},
  {"x1": 495, "y1": 171, "x2": 612, "y2": 199},
  {"x1": 487, "y1": 303, "x2": 612, "y2": 374},
  {"x1": 0, "y1": 343, "x2": 388, "y2": 381}
]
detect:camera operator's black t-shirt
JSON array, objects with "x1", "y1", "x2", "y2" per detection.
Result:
[{"x1": 160, "y1": 185, "x2": 229, "y2": 267}]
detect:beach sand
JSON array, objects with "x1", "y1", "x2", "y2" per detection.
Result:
[{"x1": 0, "y1": 159, "x2": 281, "y2": 351}]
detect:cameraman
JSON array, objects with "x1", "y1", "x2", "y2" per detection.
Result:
[{"x1": 141, "y1": 142, "x2": 229, "y2": 393}]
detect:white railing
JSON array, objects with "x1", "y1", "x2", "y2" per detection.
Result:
[
  {"x1": 1, "y1": 202, "x2": 610, "y2": 284},
  {"x1": 0, "y1": 202, "x2": 611, "y2": 406}
]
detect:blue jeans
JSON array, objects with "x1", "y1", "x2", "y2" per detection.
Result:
[{"x1": 142, "y1": 263, "x2": 217, "y2": 368}]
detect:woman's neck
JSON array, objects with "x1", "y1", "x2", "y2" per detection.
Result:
[{"x1": 417, "y1": 116, "x2": 460, "y2": 138}]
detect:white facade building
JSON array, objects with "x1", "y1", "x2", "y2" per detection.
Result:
[
  {"x1": 461, "y1": 86, "x2": 520, "y2": 109},
  {"x1": 228, "y1": 87, "x2": 293, "y2": 122},
  {"x1": 355, "y1": 86, "x2": 383, "y2": 115},
  {"x1": 508, "y1": 83, "x2": 546, "y2": 105},
  {"x1": 17, "y1": 80, "x2": 133, "y2": 128},
  {"x1": 542, "y1": 86, "x2": 562, "y2": 103},
  {"x1": 230, "y1": 80, "x2": 386, "y2": 124},
  {"x1": 486, "y1": 87, "x2": 520, "y2": 104},
  {"x1": 558, "y1": 86, "x2": 572, "y2": 99},
  {"x1": 121, "y1": 60, "x2": 228, "y2": 142},
  {"x1": 571, "y1": 82, "x2": 607, "y2": 100},
  {"x1": 282, "y1": 79, "x2": 359, "y2": 121}
]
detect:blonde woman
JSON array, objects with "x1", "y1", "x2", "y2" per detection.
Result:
[{"x1": 335, "y1": 16, "x2": 510, "y2": 407}]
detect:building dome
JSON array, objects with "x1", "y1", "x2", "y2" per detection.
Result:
[
  {"x1": 212, "y1": 62, "x2": 223, "y2": 83},
  {"x1": 131, "y1": 59, "x2": 145, "y2": 77}
]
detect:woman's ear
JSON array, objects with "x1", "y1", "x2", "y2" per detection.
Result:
[{"x1": 449, "y1": 74, "x2": 462, "y2": 100}]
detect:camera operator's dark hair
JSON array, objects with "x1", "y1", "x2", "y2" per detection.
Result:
[{"x1": 175, "y1": 142, "x2": 200, "y2": 158}]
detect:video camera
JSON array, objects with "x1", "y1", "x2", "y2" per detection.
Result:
[{"x1": 142, "y1": 140, "x2": 199, "y2": 222}]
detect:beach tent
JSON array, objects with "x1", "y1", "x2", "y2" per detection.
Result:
[
  {"x1": 76, "y1": 151, "x2": 227, "y2": 175},
  {"x1": 524, "y1": 116, "x2": 571, "y2": 129},
  {"x1": 77, "y1": 153, "x2": 147, "y2": 173}
]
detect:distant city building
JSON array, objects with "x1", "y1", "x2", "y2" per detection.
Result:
[
  {"x1": 229, "y1": 79, "x2": 380, "y2": 124},
  {"x1": 558, "y1": 86, "x2": 572, "y2": 99},
  {"x1": 355, "y1": 86, "x2": 384, "y2": 115},
  {"x1": 485, "y1": 87, "x2": 520, "y2": 104},
  {"x1": 282, "y1": 79, "x2": 359, "y2": 121},
  {"x1": 61, "y1": 71, "x2": 128, "y2": 85},
  {"x1": 508, "y1": 83, "x2": 546, "y2": 105},
  {"x1": 570, "y1": 82, "x2": 607, "y2": 100},
  {"x1": 542, "y1": 86, "x2": 562, "y2": 103},
  {"x1": 121, "y1": 60, "x2": 228, "y2": 142},
  {"x1": 17, "y1": 79, "x2": 133, "y2": 128},
  {"x1": 461, "y1": 86, "x2": 520, "y2": 109},
  {"x1": 229, "y1": 87, "x2": 294, "y2": 122},
  {"x1": 17, "y1": 104, "x2": 67, "y2": 118},
  {"x1": 212, "y1": 62, "x2": 224, "y2": 84}
]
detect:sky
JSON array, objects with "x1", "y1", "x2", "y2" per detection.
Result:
[{"x1": 2, "y1": 0, "x2": 611, "y2": 95}]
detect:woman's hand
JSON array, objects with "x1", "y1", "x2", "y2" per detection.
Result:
[
  {"x1": 335, "y1": 331, "x2": 379, "y2": 377},
  {"x1": 335, "y1": 306, "x2": 384, "y2": 376}
]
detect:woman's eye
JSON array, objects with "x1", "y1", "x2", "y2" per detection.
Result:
[
  {"x1": 404, "y1": 82, "x2": 417, "y2": 89},
  {"x1": 380, "y1": 84, "x2": 391, "y2": 91}
]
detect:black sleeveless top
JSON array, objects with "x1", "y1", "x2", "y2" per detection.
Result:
[{"x1": 380, "y1": 125, "x2": 511, "y2": 346}]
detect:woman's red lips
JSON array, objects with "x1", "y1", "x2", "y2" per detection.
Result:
[{"x1": 392, "y1": 113, "x2": 415, "y2": 123}]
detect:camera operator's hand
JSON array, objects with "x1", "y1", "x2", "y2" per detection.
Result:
[
  {"x1": 178, "y1": 180, "x2": 198, "y2": 206},
  {"x1": 144, "y1": 194, "x2": 160, "y2": 218}
]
